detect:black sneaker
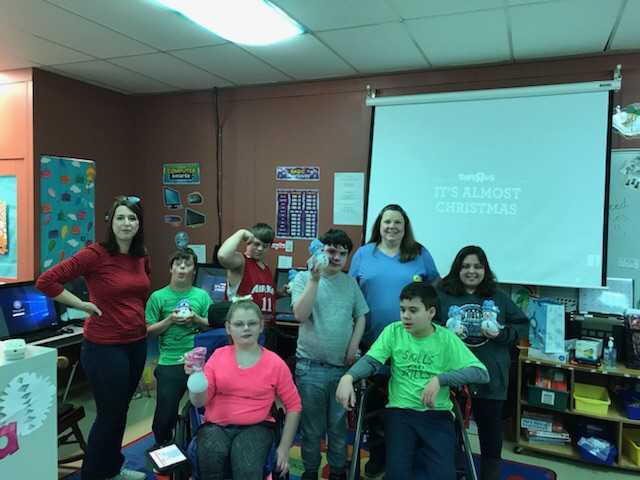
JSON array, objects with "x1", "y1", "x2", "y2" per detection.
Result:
[
  {"x1": 328, "y1": 472, "x2": 347, "y2": 480},
  {"x1": 364, "y1": 458, "x2": 385, "y2": 478},
  {"x1": 301, "y1": 471, "x2": 318, "y2": 480}
]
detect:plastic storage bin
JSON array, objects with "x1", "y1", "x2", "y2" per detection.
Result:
[
  {"x1": 623, "y1": 429, "x2": 640, "y2": 466},
  {"x1": 573, "y1": 383, "x2": 611, "y2": 416},
  {"x1": 620, "y1": 391, "x2": 640, "y2": 420},
  {"x1": 527, "y1": 384, "x2": 570, "y2": 411}
]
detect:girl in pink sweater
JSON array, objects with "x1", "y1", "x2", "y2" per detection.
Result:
[{"x1": 187, "y1": 300, "x2": 301, "y2": 479}]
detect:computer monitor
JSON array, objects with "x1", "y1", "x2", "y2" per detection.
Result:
[
  {"x1": 0, "y1": 281, "x2": 59, "y2": 340},
  {"x1": 163, "y1": 187, "x2": 182, "y2": 209},
  {"x1": 194, "y1": 263, "x2": 228, "y2": 303},
  {"x1": 275, "y1": 268, "x2": 295, "y2": 322}
]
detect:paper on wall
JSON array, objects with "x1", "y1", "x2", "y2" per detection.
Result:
[
  {"x1": 333, "y1": 172, "x2": 364, "y2": 225},
  {"x1": 188, "y1": 244, "x2": 207, "y2": 263}
]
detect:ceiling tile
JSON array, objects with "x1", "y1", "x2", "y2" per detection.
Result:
[
  {"x1": 110, "y1": 53, "x2": 230, "y2": 90},
  {"x1": 609, "y1": 0, "x2": 640, "y2": 50},
  {"x1": 47, "y1": 60, "x2": 177, "y2": 94},
  {"x1": 244, "y1": 34, "x2": 356, "y2": 80},
  {"x1": 386, "y1": 0, "x2": 504, "y2": 19},
  {"x1": 272, "y1": 0, "x2": 399, "y2": 30},
  {"x1": 407, "y1": 10, "x2": 511, "y2": 67},
  {"x1": 171, "y1": 44, "x2": 290, "y2": 85},
  {"x1": 46, "y1": 0, "x2": 227, "y2": 50},
  {"x1": 506, "y1": 0, "x2": 561, "y2": 4},
  {"x1": 317, "y1": 23, "x2": 429, "y2": 73},
  {"x1": 0, "y1": 24, "x2": 91, "y2": 65},
  {"x1": 510, "y1": 0, "x2": 624, "y2": 59},
  {"x1": 0, "y1": 0, "x2": 155, "y2": 58}
]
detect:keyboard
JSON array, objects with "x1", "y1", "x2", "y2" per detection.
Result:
[{"x1": 20, "y1": 329, "x2": 63, "y2": 343}]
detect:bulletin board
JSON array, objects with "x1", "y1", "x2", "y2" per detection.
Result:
[
  {"x1": 0, "y1": 176, "x2": 17, "y2": 278},
  {"x1": 39, "y1": 156, "x2": 96, "y2": 271},
  {"x1": 607, "y1": 149, "x2": 640, "y2": 308}
]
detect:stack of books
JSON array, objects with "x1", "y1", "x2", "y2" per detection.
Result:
[{"x1": 521, "y1": 410, "x2": 571, "y2": 445}]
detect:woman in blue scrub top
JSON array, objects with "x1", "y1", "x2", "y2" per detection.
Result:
[{"x1": 348, "y1": 203, "x2": 439, "y2": 475}]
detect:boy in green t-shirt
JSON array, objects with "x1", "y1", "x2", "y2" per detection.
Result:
[
  {"x1": 146, "y1": 248, "x2": 211, "y2": 447},
  {"x1": 336, "y1": 282, "x2": 489, "y2": 480}
]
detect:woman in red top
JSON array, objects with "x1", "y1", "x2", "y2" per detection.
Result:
[{"x1": 37, "y1": 196, "x2": 150, "y2": 480}]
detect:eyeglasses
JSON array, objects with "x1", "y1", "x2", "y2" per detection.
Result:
[{"x1": 228, "y1": 320, "x2": 261, "y2": 329}]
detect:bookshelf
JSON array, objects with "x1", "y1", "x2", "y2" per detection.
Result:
[{"x1": 515, "y1": 350, "x2": 640, "y2": 472}]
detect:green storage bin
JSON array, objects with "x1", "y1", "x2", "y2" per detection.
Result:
[{"x1": 527, "y1": 384, "x2": 570, "y2": 411}]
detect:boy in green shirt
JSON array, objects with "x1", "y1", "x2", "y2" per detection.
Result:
[
  {"x1": 146, "y1": 248, "x2": 211, "y2": 446},
  {"x1": 336, "y1": 282, "x2": 488, "y2": 480}
]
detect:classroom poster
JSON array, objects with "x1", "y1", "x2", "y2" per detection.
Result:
[
  {"x1": 275, "y1": 189, "x2": 319, "y2": 239},
  {"x1": 0, "y1": 176, "x2": 17, "y2": 278},
  {"x1": 276, "y1": 166, "x2": 320, "y2": 181},
  {"x1": 39, "y1": 156, "x2": 96, "y2": 271},
  {"x1": 163, "y1": 163, "x2": 200, "y2": 185}
]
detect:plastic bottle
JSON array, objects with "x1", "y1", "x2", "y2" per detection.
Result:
[
  {"x1": 185, "y1": 347, "x2": 209, "y2": 393},
  {"x1": 307, "y1": 238, "x2": 329, "y2": 272},
  {"x1": 603, "y1": 336, "x2": 617, "y2": 369}
]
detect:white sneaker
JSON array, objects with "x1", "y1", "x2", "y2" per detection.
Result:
[{"x1": 108, "y1": 468, "x2": 147, "y2": 480}]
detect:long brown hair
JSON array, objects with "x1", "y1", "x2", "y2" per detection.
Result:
[
  {"x1": 439, "y1": 245, "x2": 497, "y2": 297},
  {"x1": 101, "y1": 196, "x2": 146, "y2": 257},
  {"x1": 368, "y1": 204, "x2": 422, "y2": 262}
]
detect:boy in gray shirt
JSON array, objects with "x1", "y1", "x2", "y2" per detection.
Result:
[{"x1": 292, "y1": 229, "x2": 369, "y2": 480}]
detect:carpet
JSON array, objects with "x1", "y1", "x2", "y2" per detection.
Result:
[
  {"x1": 63, "y1": 432, "x2": 557, "y2": 480},
  {"x1": 63, "y1": 432, "x2": 158, "y2": 480},
  {"x1": 285, "y1": 440, "x2": 557, "y2": 480}
]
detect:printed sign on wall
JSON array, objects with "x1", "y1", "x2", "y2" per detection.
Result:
[
  {"x1": 276, "y1": 189, "x2": 319, "y2": 239},
  {"x1": 163, "y1": 163, "x2": 201, "y2": 185},
  {"x1": 276, "y1": 166, "x2": 320, "y2": 181},
  {"x1": 39, "y1": 156, "x2": 96, "y2": 271}
]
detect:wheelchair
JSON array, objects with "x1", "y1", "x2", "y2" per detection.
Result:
[
  {"x1": 169, "y1": 326, "x2": 289, "y2": 480},
  {"x1": 347, "y1": 378, "x2": 478, "y2": 480}
]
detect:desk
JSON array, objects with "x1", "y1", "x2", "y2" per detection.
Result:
[
  {"x1": 29, "y1": 326, "x2": 84, "y2": 403},
  {"x1": 29, "y1": 325, "x2": 84, "y2": 349}
]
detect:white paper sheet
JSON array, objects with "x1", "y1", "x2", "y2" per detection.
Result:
[
  {"x1": 188, "y1": 244, "x2": 206, "y2": 263},
  {"x1": 277, "y1": 255, "x2": 293, "y2": 269},
  {"x1": 333, "y1": 172, "x2": 364, "y2": 225}
]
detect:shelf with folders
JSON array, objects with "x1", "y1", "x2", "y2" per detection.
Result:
[{"x1": 515, "y1": 350, "x2": 640, "y2": 472}]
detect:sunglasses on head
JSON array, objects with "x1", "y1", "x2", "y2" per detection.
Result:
[
  {"x1": 115, "y1": 195, "x2": 141, "y2": 204},
  {"x1": 104, "y1": 195, "x2": 142, "y2": 222}
]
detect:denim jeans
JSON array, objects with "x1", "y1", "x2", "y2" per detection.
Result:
[
  {"x1": 384, "y1": 408, "x2": 456, "y2": 480},
  {"x1": 80, "y1": 338, "x2": 147, "y2": 479},
  {"x1": 153, "y1": 364, "x2": 188, "y2": 446},
  {"x1": 295, "y1": 359, "x2": 347, "y2": 474}
]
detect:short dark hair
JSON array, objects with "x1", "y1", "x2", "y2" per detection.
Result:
[
  {"x1": 368, "y1": 204, "x2": 422, "y2": 262},
  {"x1": 439, "y1": 245, "x2": 497, "y2": 297},
  {"x1": 101, "y1": 196, "x2": 146, "y2": 257},
  {"x1": 400, "y1": 281, "x2": 439, "y2": 312},
  {"x1": 169, "y1": 248, "x2": 198, "y2": 268},
  {"x1": 320, "y1": 228, "x2": 353, "y2": 253},
  {"x1": 250, "y1": 223, "x2": 275, "y2": 245}
]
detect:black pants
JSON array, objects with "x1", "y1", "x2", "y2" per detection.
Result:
[
  {"x1": 80, "y1": 338, "x2": 147, "y2": 480},
  {"x1": 196, "y1": 422, "x2": 274, "y2": 480},
  {"x1": 152, "y1": 364, "x2": 189, "y2": 446},
  {"x1": 471, "y1": 398, "x2": 504, "y2": 480}
]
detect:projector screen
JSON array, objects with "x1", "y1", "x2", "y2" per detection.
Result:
[{"x1": 366, "y1": 88, "x2": 610, "y2": 288}]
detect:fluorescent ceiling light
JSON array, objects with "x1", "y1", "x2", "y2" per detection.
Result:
[{"x1": 156, "y1": 0, "x2": 304, "y2": 46}]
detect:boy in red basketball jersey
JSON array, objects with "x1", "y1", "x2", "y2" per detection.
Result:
[{"x1": 218, "y1": 224, "x2": 278, "y2": 346}]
